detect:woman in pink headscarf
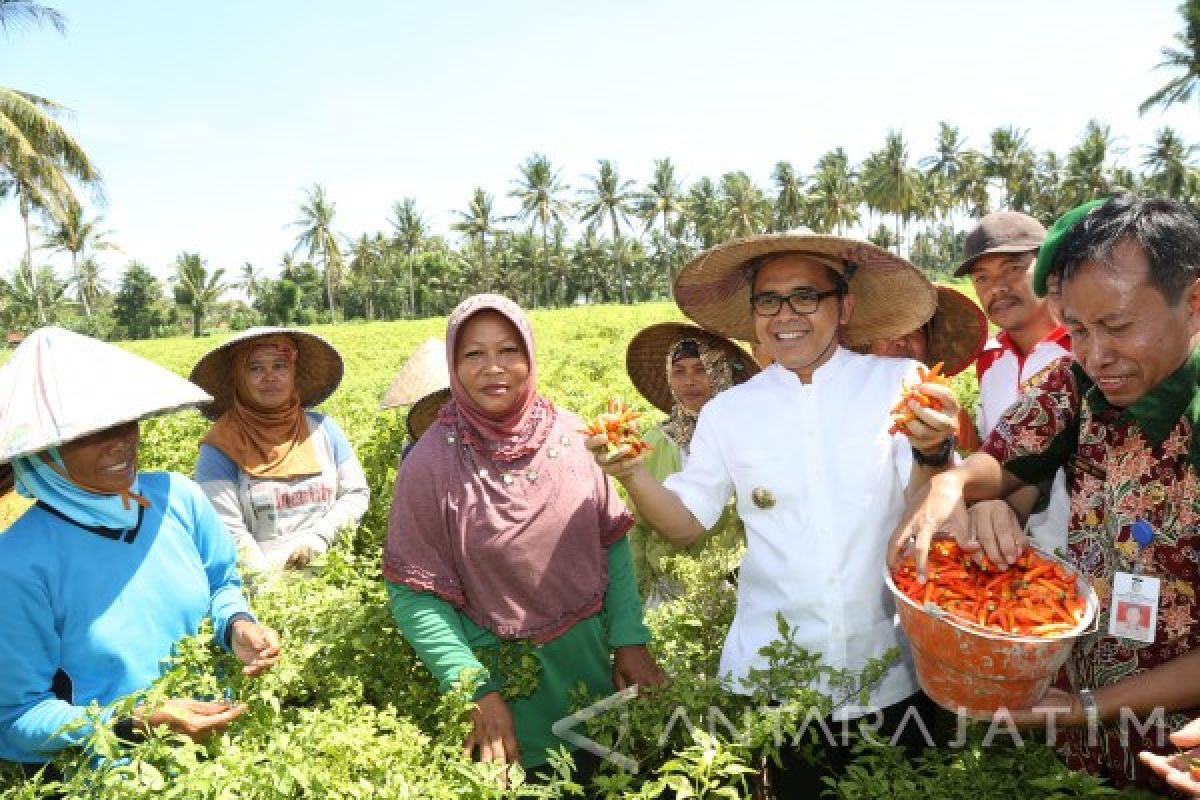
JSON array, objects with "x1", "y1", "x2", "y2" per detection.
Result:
[{"x1": 383, "y1": 294, "x2": 663, "y2": 781}]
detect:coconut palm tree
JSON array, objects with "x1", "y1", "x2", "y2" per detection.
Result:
[
  {"x1": 509, "y1": 153, "x2": 570, "y2": 307},
  {"x1": 578, "y1": 160, "x2": 635, "y2": 304},
  {"x1": 1142, "y1": 127, "x2": 1199, "y2": 198},
  {"x1": 390, "y1": 197, "x2": 427, "y2": 318},
  {"x1": 985, "y1": 126, "x2": 1037, "y2": 210},
  {"x1": 636, "y1": 158, "x2": 683, "y2": 238},
  {"x1": 955, "y1": 151, "x2": 991, "y2": 218},
  {"x1": 291, "y1": 184, "x2": 342, "y2": 321},
  {"x1": 1, "y1": 5, "x2": 102, "y2": 322},
  {"x1": 920, "y1": 123, "x2": 968, "y2": 183},
  {"x1": 238, "y1": 262, "x2": 262, "y2": 304},
  {"x1": 73, "y1": 255, "x2": 106, "y2": 313},
  {"x1": 920, "y1": 122, "x2": 974, "y2": 216},
  {"x1": 771, "y1": 161, "x2": 806, "y2": 232},
  {"x1": 346, "y1": 232, "x2": 385, "y2": 321},
  {"x1": 862, "y1": 131, "x2": 919, "y2": 255},
  {"x1": 1140, "y1": 0, "x2": 1200, "y2": 114},
  {"x1": 172, "y1": 252, "x2": 227, "y2": 337},
  {"x1": 36, "y1": 199, "x2": 116, "y2": 316},
  {"x1": 450, "y1": 188, "x2": 501, "y2": 291},
  {"x1": 0, "y1": 0, "x2": 63, "y2": 34},
  {"x1": 681, "y1": 176, "x2": 724, "y2": 249},
  {"x1": 1064, "y1": 120, "x2": 1121, "y2": 206},
  {"x1": 6, "y1": 259, "x2": 65, "y2": 325},
  {"x1": 635, "y1": 158, "x2": 686, "y2": 293},
  {"x1": 914, "y1": 171, "x2": 954, "y2": 232},
  {"x1": 1030, "y1": 152, "x2": 1070, "y2": 225},
  {"x1": 720, "y1": 171, "x2": 771, "y2": 238},
  {"x1": 807, "y1": 148, "x2": 862, "y2": 236}
]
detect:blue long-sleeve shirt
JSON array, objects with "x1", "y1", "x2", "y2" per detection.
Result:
[{"x1": 0, "y1": 471, "x2": 253, "y2": 764}]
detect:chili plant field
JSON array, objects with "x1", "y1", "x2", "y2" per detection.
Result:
[{"x1": 0, "y1": 304, "x2": 1150, "y2": 799}]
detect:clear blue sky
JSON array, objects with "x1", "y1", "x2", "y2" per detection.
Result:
[{"x1": 1, "y1": 0, "x2": 1196, "y2": 283}]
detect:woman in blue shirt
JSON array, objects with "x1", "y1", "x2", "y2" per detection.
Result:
[{"x1": 0, "y1": 328, "x2": 280, "y2": 777}]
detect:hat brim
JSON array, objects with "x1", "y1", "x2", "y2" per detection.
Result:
[
  {"x1": 952, "y1": 242, "x2": 1041, "y2": 277},
  {"x1": 625, "y1": 322, "x2": 760, "y2": 413},
  {"x1": 926, "y1": 286, "x2": 988, "y2": 377},
  {"x1": 406, "y1": 387, "x2": 451, "y2": 441},
  {"x1": 1, "y1": 327, "x2": 213, "y2": 463},
  {"x1": 189, "y1": 327, "x2": 344, "y2": 421},
  {"x1": 673, "y1": 233, "x2": 936, "y2": 345},
  {"x1": 380, "y1": 338, "x2": 450, "y2": 410}
]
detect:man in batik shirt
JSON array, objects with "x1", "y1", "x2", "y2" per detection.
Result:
[{"x1": 890, "y1": 195, "x2": 1200, "y2": 794}]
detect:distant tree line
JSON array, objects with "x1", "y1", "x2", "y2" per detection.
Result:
[{"x1": 3, "y1": 0, "x2": 1198, "y2": 340}]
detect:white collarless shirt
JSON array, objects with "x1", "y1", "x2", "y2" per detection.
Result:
[{"x1": 663, "y1": 348, "x2": 919, "y2": 714}]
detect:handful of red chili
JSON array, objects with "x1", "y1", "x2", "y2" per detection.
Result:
[
  {"x1": 891, "y1": 540, "x2": 1088, "y2": 637},
  {"x1": 581, "y1": 399, "x2": 652, "y2": 460},
  {"x1": 888, "y1": 361, "x2": 952, "y2": 436}
]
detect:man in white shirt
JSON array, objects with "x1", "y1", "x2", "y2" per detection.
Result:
[
  {"x1": 589, "y1": 233, "x2": 959, "y2": 794},
  {"x1": 955, "y1": 211, "x2": 1071, "y2": 551}
]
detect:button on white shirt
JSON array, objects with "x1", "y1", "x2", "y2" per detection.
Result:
[{"x1": 663, "y1": 348, "x2": 920, "y2": 715}]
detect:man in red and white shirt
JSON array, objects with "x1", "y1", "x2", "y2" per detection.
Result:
[
  {"x1": 956, "y1": 211, "x2": 1070, "y2": 436},
  {"x1": 955, "y1": 210, "x2": 1070, "y2": 549}
]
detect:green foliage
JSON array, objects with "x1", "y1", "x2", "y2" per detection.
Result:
[
  {"x1": 112, "y1": 262, "x2": 170, "y2": 340},
  {"x1": 824, "y1": 736, "x2": 1135, "y2": 800}
]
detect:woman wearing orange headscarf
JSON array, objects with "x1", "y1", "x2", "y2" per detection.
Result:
[{"x1": 191, "y1": 328, "x2": 368, "y2": 573}]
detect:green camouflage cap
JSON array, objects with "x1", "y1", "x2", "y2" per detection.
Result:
[{"x1": 1032, "y1": 199, "x2": 1107, "y2": 297}]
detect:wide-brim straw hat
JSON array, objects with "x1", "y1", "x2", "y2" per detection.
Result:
[
  {"x1": 189, "y1": 327, "x2": 344, "y2": 421},
  {"x1": 379, "y1": 338, "x2": 450, "y2": 410},
  {"x1": 625, "y1": 322, "x2": 760, "y2": 413},
  {"x1": 0, "y1": 327, "x2": 213, "y2": 463},
  {"x1": 673, "y1": 233, "x2": 937, "y2": 345},
  {"x1": 927, "y1": 285, "x2": 988, "y2": 377},
  {"x1": 406, "y1": 387, "x2": 451, "y2": 441}
]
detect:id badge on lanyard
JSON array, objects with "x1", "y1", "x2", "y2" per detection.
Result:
[{"x1": 1107, "y1": 519, "x2": 1160, "y2": 644}]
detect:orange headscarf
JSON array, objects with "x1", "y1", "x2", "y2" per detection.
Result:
[{"x1": 201, "y1": 336, "x2": 322, "y2": 478}]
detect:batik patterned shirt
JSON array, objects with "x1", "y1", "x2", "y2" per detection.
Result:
[{"x1": 981, "y1": 350, "x2": 1200, "y2": 792}]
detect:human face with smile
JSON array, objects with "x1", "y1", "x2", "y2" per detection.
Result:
[
  {"x1": 1062, "y1": 239, "x2": 1200, "y2": 408},
  {"x1": 57, "y1": 420, "x2": 140, "y2": 493},
  {"x1": 751, "y1": 254, "x2": 854, "y2": 383},
  {"x1": 241, "y1": 344, "x2": 297, "y2": 410},
  {"x1": 668, "y1": 354, "x2": 713, "y2": 413},
  {"x1": 455, "y1": 310, "x2": 531, "y2": 418}
]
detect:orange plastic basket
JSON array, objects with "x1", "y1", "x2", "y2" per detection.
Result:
[{"x1": 884, "y1": 546, "x2": 1098, "y2": 716}]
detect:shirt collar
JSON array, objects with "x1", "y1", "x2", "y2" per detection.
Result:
[
  {"x1": 994, "y1": 325, "x2": 1070, "y2": 357},
  {"x1": 1082, "y1": 346, "x2": 1200, "y2": 448},
  {"x1": 767, "y1": 345, "x2": 850, "y2": 387}
]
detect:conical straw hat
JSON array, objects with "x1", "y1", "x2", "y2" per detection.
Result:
[
  {"x1": 625, "y1": 322, "x2": 760, "y2": 413},
  {"x1": 673, "y1": 233, "x2": 936, "y2": 345},
  {"x1": 927, "y1": 285, "x2": 987, "y2": 377},
  {"x1": 406, "y1": 387, "x2": 452, "y2": 441},
  {"x1": 189, "y1": 327, "x2": 344, "y2": 421},
  {"x1": 380, "y1": 338, "x2": 450, "y2": 410},
  {"x1": 0, "y1": 327, "x2": 212, "y2": 463}
]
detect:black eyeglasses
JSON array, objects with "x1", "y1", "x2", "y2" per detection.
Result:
[{"x1": 749, "y1": 288, "x2": 843, "y2": 317}]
